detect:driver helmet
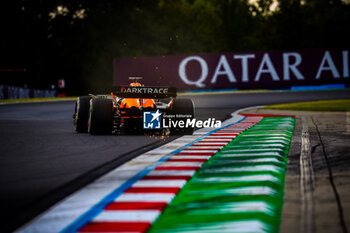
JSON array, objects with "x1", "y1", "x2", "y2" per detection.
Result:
[{"x1": 130, "y1": 82, "x2": 142, "y2": 87}]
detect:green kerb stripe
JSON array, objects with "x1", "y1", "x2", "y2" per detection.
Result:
[{"x1": 148, "y1": 117, "x2": 295, "y2": 233}]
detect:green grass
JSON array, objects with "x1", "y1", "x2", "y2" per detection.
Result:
[
  {"x1": 0, "y1": 97, "x2": 77, "y2": 104},
  {"x1": 263, "y1": 99, "x2": 350, "y2": 112}
]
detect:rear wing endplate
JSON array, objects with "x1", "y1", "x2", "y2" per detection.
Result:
[{"x1": 113, "y1": 86, "x2": 177, "y2": 98}]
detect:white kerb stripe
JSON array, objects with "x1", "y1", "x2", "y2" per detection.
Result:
[
  {"x1": 211, "y1": 132, "x2": 239, "y2": 134},
  {"x1": 218, "y1": 129, "x2": 244, "y2": 131},
  {"x1": 195, "y1": 141, "x2": 228, "y2": 144},
  {"x1": 115, "y1": 193, "x2": 175, "y2": 202},
  {"x1": 158, "y1": 162, "x2": 204, "y2": 167},
  {"x1": 147, "y1": 170, "x2": 196, "y2": 176},
  {"x1": 179, "y1": 150, "x2": 218, "y2": 153},
  {"x1": 194, "y1": 142, "x2": 227, "y2": 145},
  {"x1": 204, "y1": 136, "x2": 234, "y2": 139},
  {"x1": 186, "y1": 146, "x2": 223, "y2": 149},
  {"x1": 170, "y1": 155, "x2": 211, "y2": 159},
  {"x1": 200, "y1": 139, "x2": 232, "y2": 142},
  {"x1": 132, "y1": 180, "x2": 187, "y2": 188},
  {"x1": 94, "y1": 210, "x2": 160, "y2": 222},
  {"x1": 210, "y1": 134, "x2": 238, "y2": 136},
  {"x1": 225, "y1": 128, "x2": 249, "y2": 130}
]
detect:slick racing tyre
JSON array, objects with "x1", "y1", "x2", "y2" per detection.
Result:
[
  {"x1": 170, "y1": 98, "x2": 195, "y2": 135},
  {"x1": 88, "y1": 98, "x2": 114, "y2": 135},
  {"x1": 74, "y1": 96, "x2": 91, "y2": 133}
]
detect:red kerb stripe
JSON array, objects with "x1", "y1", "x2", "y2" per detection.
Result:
[
  {"x1": 142, "y1": 175, "x2": 192, "y2": 180},
  {"x1": 204, "y1": 137, "x2": 235, "y2": 139},
  {"x1": 176, "y1": 152, "x2": 215, "y2": 156},
  {"x1": 155, "y1": 166, "x2": 201, "y2": 170},
  {"x1": 182, "y1": 148, "x2": 220, "y2": 151},
  {"x1": 210, "y1": 134, "x2": 238, "y2": 136},
  {"x1": 191, "y1": 144, "x2": 224, "y2": 147},
  {"x1": 79, "y1": 222, "x2": 150, "y2": 232},
  {"x1": 167, "y1": 158, "x2": 208, "y2": 162},
  {"x1": 197, "y1": 140, "x2": 231, "y2": 143},
  {"x1": 241, "y1": 113, "x2": 295, "y2": 118},
  {"x1": 125, "y1": 187, "x2": 180, "y2": 193},
  {"x1": 105, "y1": 202, "x2": 167, "y2": 211}
]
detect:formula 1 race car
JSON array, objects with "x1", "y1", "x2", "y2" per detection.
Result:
[{"x1": 73, "y1": 77, "x2": 194, "y2": 135}]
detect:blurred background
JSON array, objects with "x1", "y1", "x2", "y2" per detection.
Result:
[{"x1": 0, "y1": 0, "x2": 349, "y2": 96}]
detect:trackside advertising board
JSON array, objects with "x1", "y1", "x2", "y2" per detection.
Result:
[{"x1": 114, "y1": 49, "x2": 349, "y2": 90}]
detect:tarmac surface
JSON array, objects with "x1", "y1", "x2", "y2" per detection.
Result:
[
  {"x1": 0, "y1": 89, "x2": 349, "y2": 232},
  {"x1": 244, "y1": 108, "x2": 350, "y2": 233}
]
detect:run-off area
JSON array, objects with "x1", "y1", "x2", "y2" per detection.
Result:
[{"x1": 72, "y1": 116, "x2": 295, "y2": 233}]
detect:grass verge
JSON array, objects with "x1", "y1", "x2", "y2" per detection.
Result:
[{"x1": 263, "y1": 99, "x2": 350, "y2": 112}]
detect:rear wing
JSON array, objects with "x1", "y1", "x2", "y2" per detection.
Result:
[{"x1": 113, "y1": 86, "x2": 177, "y2": 98}]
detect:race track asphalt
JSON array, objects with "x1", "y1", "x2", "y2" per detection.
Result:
[{"x1": 0, "y1": 89, "x2": 349, "y2": 232}]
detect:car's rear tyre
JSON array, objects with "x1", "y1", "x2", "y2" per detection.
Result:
[
  {"x1": 88, "y1": 98, "x2": 114, "y2": 135},
  {"x1": 74, "y1": 96, "x2": 91, "y2": 133},
  {"x1": 170, "y1": 98, "x2": 194, "y2": 135}
]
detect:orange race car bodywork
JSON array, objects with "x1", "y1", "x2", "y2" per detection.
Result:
[
  {"x1": 120, "y1": 81, "x2": 156, "y2": 109},
  {"x1": 74, "y1": 77, "x2": 194, "y2": 135},
  {"x1": 120, "y1": 98, "x2": 156, "y2": 109}
]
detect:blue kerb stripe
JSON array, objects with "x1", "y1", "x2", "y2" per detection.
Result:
[
  {"x1": 60, "y1": 116, "x2": 247, "y2": 233},
  {"x1": 290, "y1": 84, "x2": 345, "y2": 90}
]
